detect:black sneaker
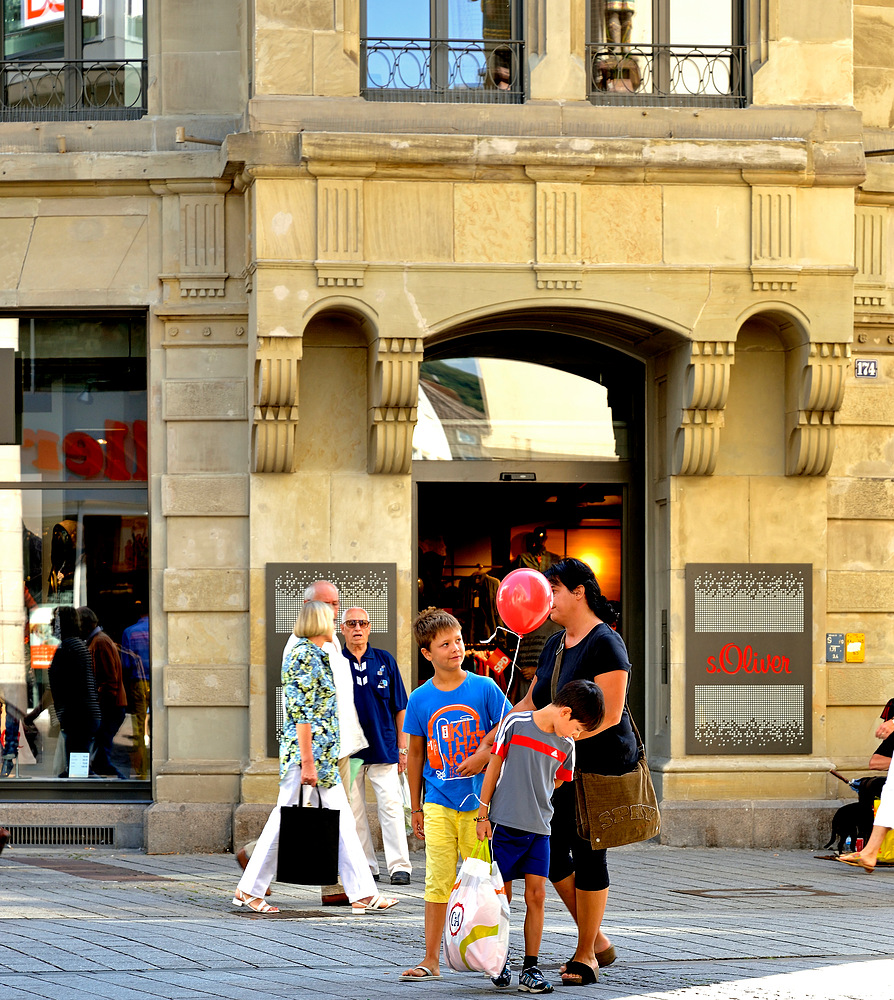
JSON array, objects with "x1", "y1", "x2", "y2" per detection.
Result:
[
  {"x1": 518, "y1": 967, "x2": 553, "y2": 994},
  {"x1": 491, "y1": 959, "x2": 511, "y2": 988},
  {"x1": 390, "y1": 871, "x2": 410, "y2": 885}
]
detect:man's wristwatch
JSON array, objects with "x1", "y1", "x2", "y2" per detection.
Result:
[{"x1": 398, "y1": 748, "x2": 408, "y2": 756}]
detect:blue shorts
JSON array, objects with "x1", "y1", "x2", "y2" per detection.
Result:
[{"x1": 492, "y1": 824, "x2": 550, "y2": 882}]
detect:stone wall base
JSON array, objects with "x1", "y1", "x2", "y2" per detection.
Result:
[
  {"x1": 144, "y1": 802, "x2": 233, "y2": 854},
  {"x1": 658, "y1": 799, "x2": 848, "y2": 849},
  {"x1": 0, "y1": 802, "x2": 148, "y2": 850}
]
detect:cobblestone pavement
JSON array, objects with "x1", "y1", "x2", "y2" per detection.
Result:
[{"x1": 0, "y1": 843, "x2": 891, "y2": 999}]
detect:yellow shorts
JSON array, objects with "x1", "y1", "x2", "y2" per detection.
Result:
[{"x1": 422, "y1": 802, "x2": 479, "y2": 903}]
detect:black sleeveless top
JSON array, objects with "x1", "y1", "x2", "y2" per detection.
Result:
[{"x1": 530, "y1": 623, "x2": 638, "y2": 775}]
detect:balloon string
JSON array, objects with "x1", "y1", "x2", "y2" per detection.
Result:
[{"x1": 477, "y1": 626, "x2": 522, "y2": 726}]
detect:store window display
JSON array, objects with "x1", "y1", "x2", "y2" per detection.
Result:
[{"x1": 0, "y1": 314, "x2": 149, "y2": 788}]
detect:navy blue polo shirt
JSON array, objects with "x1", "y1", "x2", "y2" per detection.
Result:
[{"x1": 343, "y1": 644, "x2": 409, "y2": 765}]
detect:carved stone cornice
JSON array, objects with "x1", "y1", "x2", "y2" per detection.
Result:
[
  {"x1": 786, "y1": 341, "x2": 850, "y2": 477},
  {"x1": 369, "y1": 336, "x2": 423, "y2": 474},
  {"x1": 673, "y1": 341, "x2": 735, "y2": 476},
  {"x1": 252, "y1": 336, "x2": 301, "y2": 473}
]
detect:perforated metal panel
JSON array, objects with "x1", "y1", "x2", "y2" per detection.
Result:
[
  {"x1": 686, "y1": 564, "x2": 812, "y2": 755},
  {"x1": 265, "y1": 563, "x2": 397, "y2": 758}
]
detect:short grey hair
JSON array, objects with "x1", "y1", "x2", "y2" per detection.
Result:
[{"x1": 294, "y1": 600, "x2": 334, "y2": 639}]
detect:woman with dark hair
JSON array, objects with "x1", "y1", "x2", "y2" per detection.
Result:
[{"x1": 497, "y1": 558, "x2": 637, "y2": 985}]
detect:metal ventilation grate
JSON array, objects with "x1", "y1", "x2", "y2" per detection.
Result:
[{"x1": 6, "y1": 825, "x2": 115, "y2": 847}]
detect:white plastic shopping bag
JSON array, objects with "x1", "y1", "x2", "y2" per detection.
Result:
[{"x1": 443, "y1": 838, "x2": 510, "y2": 977}]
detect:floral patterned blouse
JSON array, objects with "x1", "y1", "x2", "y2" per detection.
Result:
[{"x1": 280, "y1": 636, "x2": 341, "y2": 786}]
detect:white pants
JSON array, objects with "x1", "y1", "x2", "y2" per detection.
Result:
[
  {"x1": 875, "y1": 773, "x2": 894, "y2": 828},
  {"x1": 350, "y1": 762, "x2": 412, "y2": 877},
  {"x1": 237, "y1": 764, "x2": 377, "y2": 902}
]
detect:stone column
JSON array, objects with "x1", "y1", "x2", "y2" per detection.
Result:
[{"x1": 529, "y1": 0, "x2": 588, "y2": 101}]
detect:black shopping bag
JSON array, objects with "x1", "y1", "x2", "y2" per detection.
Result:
[{"x1": 276, "y1": 785, "x2": 340, "y2": 885}]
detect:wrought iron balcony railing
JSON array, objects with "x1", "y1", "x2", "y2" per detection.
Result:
[
  {"x1": 0, "y1": 59, "x2": 147, "y2": 121},
  {"x1": 362, "y1": 37, "x2": 523, "y2": 103},
  {"x1": 588, "y1": 43, "x2": 747, "y2": 108}
]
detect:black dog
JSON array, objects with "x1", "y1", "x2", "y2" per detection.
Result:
[{"x1": 824, "y1": 776, "x2": 887, "y2": 852}]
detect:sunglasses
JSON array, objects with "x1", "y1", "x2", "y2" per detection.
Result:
[{"x1": 343, "y1": 620, "x2": 370, "y2": 629}]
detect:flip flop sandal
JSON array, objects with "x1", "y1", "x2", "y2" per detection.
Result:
[
  {"x1": 837, "y1": 854, "x2": 875, "y2": 873},
  {"x1": 232, "y1": 889, "x2": 280, "y2": 913},
  {"x1": 400, "y1": 966, "x2": 442, "y2": 981},
  {"x1": 351, "y1": 893, "x2": 399, "y2": 914},
  {"x1": 560, "y1": 960, "x2": 598, "y2": 986}
]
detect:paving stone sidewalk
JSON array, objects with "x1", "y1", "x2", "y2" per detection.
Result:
[{"x1": 0, "y1": 843, "x2": 891, "y2": 999}]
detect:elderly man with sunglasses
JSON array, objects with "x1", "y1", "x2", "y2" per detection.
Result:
[{"x1": 341, "y1": 607, "x2": 413, "y2": 885}]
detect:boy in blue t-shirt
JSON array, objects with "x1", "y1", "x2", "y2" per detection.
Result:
[
  {"x1": 477, "y1": 680, "x2": 605, "y2": 993},
  {"x1": 400, "y1": 608, "x2": 511, "y2": 982}
]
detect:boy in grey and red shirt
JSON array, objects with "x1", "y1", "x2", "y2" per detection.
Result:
[{"x1": 477, "y1": 679, "x2": 605, "y2": 994}]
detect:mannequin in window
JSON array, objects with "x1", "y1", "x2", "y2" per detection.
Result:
[
  {"x1": 512, "y1": 527, "x2": 560, "y2": 574},
  {"x1": 48, "y1": 520, "x2": 78, "y2": 600},
  {"x1": 605, "y1": 0, "x2": 635, "y2": 47}
]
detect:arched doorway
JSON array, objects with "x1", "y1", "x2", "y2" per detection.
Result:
[{"x1": 411, "y1": 321, "x2": 647, "y2": 727}]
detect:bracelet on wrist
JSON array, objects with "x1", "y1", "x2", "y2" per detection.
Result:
[
  {"x1": 412, "y1": 809, "x2": 424, "y2": 814},
  {"x1": 476, "y1": 816, "x2": 489, "y2": 822}
]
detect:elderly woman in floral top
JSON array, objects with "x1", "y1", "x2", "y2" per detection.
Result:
[{"x1": 233, "y1": 601, "x2": 398, "y2": 914}]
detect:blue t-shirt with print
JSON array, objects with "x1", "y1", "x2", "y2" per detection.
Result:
[{"x1": 403, "y1": 671, "x2": 511, "y2": 812}]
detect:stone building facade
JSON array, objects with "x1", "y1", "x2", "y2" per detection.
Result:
[{"x1": 1, "y1": 1, "x2": 893, "y2": 851}]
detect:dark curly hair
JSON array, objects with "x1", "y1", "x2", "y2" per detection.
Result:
[{"x1": 544, "y1": 558, "x2": 618, "y2": 626}]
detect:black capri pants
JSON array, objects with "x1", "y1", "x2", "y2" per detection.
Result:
[{"x1": 547, "y1": 779, "x2": 609, "y2": 892}]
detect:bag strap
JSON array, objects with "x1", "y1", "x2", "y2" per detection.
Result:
[
  {"x1": 298, "y1": 784, "x2": 323, "y2": 808},
  {"x1": 550, "y1": 631, "x2": 566, "y2": 701},
  {"x1": 470, "y1": 836, "x2": 492, "y2": 864}
]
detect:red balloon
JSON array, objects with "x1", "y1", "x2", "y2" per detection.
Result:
[{"x1": 496, "y1": 569, "x2": 553, "y2": 636}]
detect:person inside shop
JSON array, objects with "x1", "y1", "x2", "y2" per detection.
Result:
[
  {"x1": 869, "y1": 698, "x2": 894, "y2": 772},
  {"x1": 121, "y1": 602, "x2": 150, "y2": 779},
  {"x1": 79, "y1": 606, "x2": 128, "y2": 778},
  {"x1": 48, "y1": 606, "x2": 100, "y2": 778},
  {"x1": 341, "y1": 607, "x2": 413, "y2": 886}
]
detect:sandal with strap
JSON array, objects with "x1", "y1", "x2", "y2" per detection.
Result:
[
  {"x1": 560, "y1": 960, "x2": 598, "y2": 986},
  {"x1": 232, "y1": 889, "x2": 280, "y2": 913},
  {"x1": 351, "y1": 893, "x2": 399, "y2": 914}
]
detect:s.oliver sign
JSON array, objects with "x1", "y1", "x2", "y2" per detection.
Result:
[
  {"x1": 685, "y1": 564, "x2": 812, "y2": 755},
  {"x1": 24, "y1": 0, "x2": 99, "y2": 26}
]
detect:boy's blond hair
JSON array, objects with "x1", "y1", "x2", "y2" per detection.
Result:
[{"x1": 412, "y1": 607, "x2": 462, "y2": 651}]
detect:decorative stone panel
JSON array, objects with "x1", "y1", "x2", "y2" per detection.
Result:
[
  {"x1": 786, "y1": 341, "x2": 850, "y2": 477},
  {"x1": 179, "y1": 193, "x2": 228, "y2": 298},
  {"x1": 252, "y1": 335, "x2": 302, "y2": 473},
  {"x1": 315, "y1": 178, "x2": 367, "y2": 287},
  {"x1": 535, "y1": 182, "x2": 582, "y2": 290},
  {"x1": 751, "y1": 187, "x2": 800, "y2": 292},
  {"x1": 369, "y1": 336, "x2": 423, "y2": 474},
  {"x1": 854, "y1": 206, "x2": 887, "y2": 308},
  {"x1": 673, "y1": 341, "x2": 735, "y2": 476}
]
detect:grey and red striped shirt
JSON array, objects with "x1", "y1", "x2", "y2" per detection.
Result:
[{"x1": 490, "y1": 711, "x2": 575, "y2": 836}]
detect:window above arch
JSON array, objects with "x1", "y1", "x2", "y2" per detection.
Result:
[
  {"x1": 362, "y1": 0, "x2": 523, "y2": 104},
  {"x1": 588, "y1": 0, "x2": 747, "y2": 107}
]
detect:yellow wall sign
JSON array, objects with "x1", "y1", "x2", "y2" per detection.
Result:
[{"x1": 845, "y1": 633, "x2": 865, "y2": 663}]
